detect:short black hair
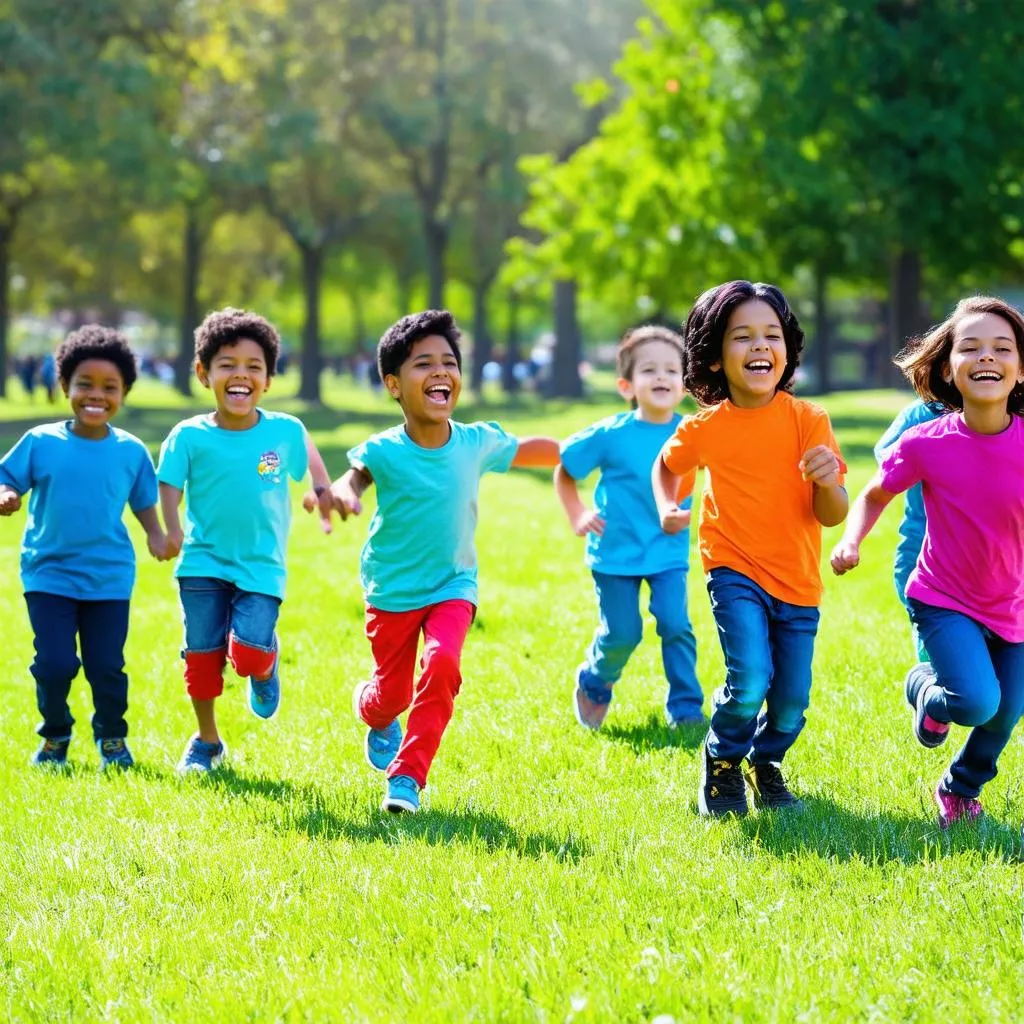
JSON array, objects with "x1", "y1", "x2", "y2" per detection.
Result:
[
  {"x1": 194, "y1": 308, "x2": 280, "y2": 374},
  {"x1": 55, "y1": 324, "x2": 138, "y2": 392},
  {"x1": 377, "y1": 309, "x2": 462, "y2": 382},
  {"x1": 683, "y1": 280, "x2": 804, "y2": 406},
  {"x1": 617, "y1": 325, "x2": 685, "y2": 381}
]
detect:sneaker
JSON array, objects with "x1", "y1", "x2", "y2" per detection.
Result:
[
  {"x1": 745, "y1": 761, "x2": 802, "y2": 810},
  {"x1": 353, "y1": 679, "x2": 403, "y2": 771},
  {"x1": 97, "y1": 738, "x2": 134, "y2": 770},
  {"x1": 31, "y1": 736, "x2": 70, "y2": 768},
  {"x1": 177, "y1": 735, "x2": 226, "y2": 775},
  {"x1": 574, "y1": 685, "x2": 610, "y2": 730},
  {"x1": 383, "y1": 774, "x2": 420, "y2": 813},
  {"x1": 247, "y1": 648, "x2": 280, "y2": 720},
  {"x1": 935, "y1": 783, "x2": 982, "y2": 829},
  {"x1": 904, "y1": 663, "x2": 949, "y2": 748},
  {"x1": 698, "y1": 742, "x2": 749, "y2": 817}
]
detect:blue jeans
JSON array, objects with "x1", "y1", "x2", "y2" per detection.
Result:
[
  {"x1": 178, "y1": 577, "x2": 280, "y2": 655},
  {"x1": 25, "y1": 592, "x2": 131, "y2": 740},
  {"x1": 894, "y1": 554, "x2": 928, "y2": 663},
  {"x1": 705, "y1": 568, "x2": 820, "y2": 763},
  {"x1": 577, "y1": 568, "x2": 702, "y2": 720},
  {"x1": 908, "y1": 598, "x2": 1024, "y2": 798}
]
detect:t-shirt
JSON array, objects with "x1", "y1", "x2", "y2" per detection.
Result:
[
  {"x1": 157, "y1": 410, "x2": 308, "y2": 600},
  {"x1": 874, "y1": 400, "x2": 946, "y2": 593},
  {"x1": 560, "y1": 410, "x2": 692, "y2": 577},
  {"x1": 348, "y1": 420, "x2": 519, "y2": 612},
  {"x1": 0, "y1": 421, "x2": 157, "y2": 600},
  {"x1": 660, "y1": 391, "x2": 845, "y2": 607},
  {"x1": 879, "y1": 413, "x2": 1024, "y2": 642}
]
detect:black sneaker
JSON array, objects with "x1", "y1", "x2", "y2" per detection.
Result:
[
  {"x1": 745, "y1": 761, "x2": 802, "y2": 810},
  {"x1": 698, "y1": 743, "x2": 749, "y2": 817},
  {"x1": 904, "y1": 663, "x2": 949, "y2": 748}
]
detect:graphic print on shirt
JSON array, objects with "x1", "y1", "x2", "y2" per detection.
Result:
[{"x1": 257, "y1": 450, "x2": 282, "y2": 484}]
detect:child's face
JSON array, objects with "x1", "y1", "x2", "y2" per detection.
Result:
[
  {"x1": 196, "y1": 338, "x2": 271, "y2": 424},
  {"x1": 618, "y1": 340, "x2": 684, "y2": 414},
  {"x1": 385, "y1": 334, "x2": 461, "y2": 425},
  {"x1": 64, "y1": 359, "x2": 125, "y2": 431},
  {"x1": 945, "y1": 312, "x2": 1024, "y2": 409},
  {"x1": 713, "y1": 299, "x2": 787, "y2": 408}
]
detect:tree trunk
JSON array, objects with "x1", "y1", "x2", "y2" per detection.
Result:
[
  {"x1": 470, "y1": 281, "x2": 493, "y2": 393},
  {"x1": 814, "y1": 263, "x2": 831, "y2": 395},
  {"x1": 548, "y1": 278, "x2": 583, "y2": 398},
  {"x1": 349, "y1": 286, "x2": 366, "y2": 351},
  {"x1": 175, "y1": 205, "x2": 203, "y2": 396},
  {"x1": 299, "y1": 244, "x2": 323, "y2": 403},
  {"x1": 888, "y1": 248, "x2": 925, "y2": 384},
  {"x1": 423, "y1": 217, "x2": 447, "y2": 309},
  {"x1": 0, "y1": 222, "x2": 11, "y2": 399},
  {"x1": 501, "y1": 290, "x2": 521, "y2": 394}
]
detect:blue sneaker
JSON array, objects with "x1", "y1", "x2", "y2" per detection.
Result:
[
  {"x1": 383, "y1": 774, "x2": 420, "y2": 813},
  {"x1": 97, "y1": 738, "x2": 134, "y2": 770},
  {"x1": 353, "y1": 679, "x2": 402, "y2": 771},
  {"x1": 247, "y1": 647, "x2": 281, "y2": 720},
  {"x1": 177, "y1": 735, "x2": 226, "y2": 775},
  {"x1": 31, "y1": 736, "x2": 70, "y2": 768}
]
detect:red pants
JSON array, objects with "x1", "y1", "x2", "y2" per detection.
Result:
[{"x1": 356, "y1": 599, "x2": 474, "y2": 788}]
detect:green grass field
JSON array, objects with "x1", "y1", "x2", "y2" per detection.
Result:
[{"x1": 1, "y1": 379, "x2": 1021, "y2": 1022}]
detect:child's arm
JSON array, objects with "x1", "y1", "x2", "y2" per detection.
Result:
[
  {"x1": 652, "y1": 456, "x2": 692, "y2": 535},
  {"x1": 133, "y1": 505, "x2": 171, "y2": 561},
  {"x1": 329, "y1": 466, "x2": 373, "y2": 521},
  {"x1": 829, "y1": 471, "x2": 897, "y2": 575},
  {"x1": 511, "y1": 437, "x2": 560, "y2": 468},
  {"x1": 554, "y1": 465, "x2": 604, "y2": 537},
  {"x1": 300, "y1": 430, "x2": 336, "y2": 533},
  {"x1": 159, "y1": 482, "x2": 185, "y2": 559},
  {"x1": 0, "y1": 486, "x2": 22, "y2": 516},
  {"x1": 800, "y1": 445, "x2": 849, "y2": 527}
]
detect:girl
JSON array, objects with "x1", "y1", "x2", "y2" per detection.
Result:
[
  {"x1": 653, "y1": 281, "x2": 848, "y2": 817},
  {"x1": 831, "y1": 296, "x2": 1024, "y2": 828}
]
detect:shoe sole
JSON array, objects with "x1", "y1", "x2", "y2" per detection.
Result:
[{"x1": 382, "y1": 795, "x2": 419, "y2": 813}]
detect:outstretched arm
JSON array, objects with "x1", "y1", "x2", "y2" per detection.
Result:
[
  {"x1": 511, "y1": 437, "x2": 560, "y2": 468},
  {"x1": 652, "y1": 455, "x2": 691, "y2": 535},
  {"x1": 329, "y1": 466, "x2": 373, "y2": 521},
  {"x1": 829, "y1": 471, "x2": 897, "y2": 575},
  {"x1": 159, "y1": 482, "x2": 185, "y2": 559},
  {"x1": 133, "y1": 504, "x2": 171, "y2": 560},
  {"x1": 301, "y1": 431, "x2": 336, "y2": 533},
  {"x1": 554, "y1": 465, "x2": 604, "y2": 537}
]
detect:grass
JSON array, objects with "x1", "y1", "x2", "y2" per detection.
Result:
[{"x1": 1, "y1": 378, "x2": 1022, "y2": 1022}]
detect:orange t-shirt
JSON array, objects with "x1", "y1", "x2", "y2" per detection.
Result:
[{"x1": 661, "y1": 391, "x2": 845, "y2": 607}]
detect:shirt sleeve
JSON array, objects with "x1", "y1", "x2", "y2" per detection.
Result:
[
  {"x1": 156, "y1": 425, "x2": 189, "y2": 489},
  {"x1": 347, "y1": 433, "x2": 384, "y2": 483},
  {"x1": 475, "y1": 421, "x2": 519, "y2": 474},
  {"x1": 660, "y1": 415, "x2": 702, "y2": 476},
  {"x1": 878, "y1": 433, "x2": 920, "y2": 495},
  {"x1": 289, "y1": 419, "x2": 309, "y2": 482},
  {"x1": 560, "y1": 421, "x2": 608, "y2": 480},
  {"x1": 0, "y1": 431, "x2": 36, "y2": 494},
  {"x1": 874, "y1": 401, "x2": 940, "y2": 464},
  {"x1": 804, "y1": 406, "x2": 848, "y2": 484},
  {"x1": 128, "y1": 444, "x2": 159, "y2": 513}
]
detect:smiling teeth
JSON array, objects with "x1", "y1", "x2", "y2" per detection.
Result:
[{"x1": 970, "y1": 372, "x2": 1001, "y2": 381}]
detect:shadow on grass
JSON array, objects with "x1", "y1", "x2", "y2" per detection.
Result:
[
  {"x1": 735, "y1": 795, "x2": 1022, "y2": 864},
  {"x1": 210, "y1": 767, "x2": 590, "y2": 863},
  {"x1": 603, "y1": 711, "x2": 707, "y2": 752}
]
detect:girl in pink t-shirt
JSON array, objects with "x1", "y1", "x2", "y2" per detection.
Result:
[{"x1": 831, "y1": 296, "x2": 1024, "y2": 828}]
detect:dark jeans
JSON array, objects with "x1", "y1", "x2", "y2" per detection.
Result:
[
  {"x1": 25, "y1": 592, "x2": 131, "y2": 740},
  {"x1": 705, "y1": 568, "x2": 820, "y2": 763},
  {"x1": 908, "y1": 598, "x2": 1024, "y2": 798}
]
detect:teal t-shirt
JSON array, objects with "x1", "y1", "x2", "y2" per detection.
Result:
[
  {"x1": 157, "y1": 410, "x2": 308, "y2": 599},
  {"x1": 0, "y1": 422, "x2": 157, "y2": 600},
  {"x1": 560, "y1": 410, "x2": 692, "y2": 577},
  {"x1": 348, "y1": 420, "x2": 519, "y2": 612}
]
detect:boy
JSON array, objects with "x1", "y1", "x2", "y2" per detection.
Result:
[
  {"x1": 0, "y1": 325, "x2": 168, "y2": 769},
  {"x1": 555, "y1": 325, "x2": 702, "y2": 731},
  {"x1": 330, "y1": 309, "x2": 559, "y2": 813},
  {"x1": 158, "y1": 308, "x2": 333, "y2": 774}
]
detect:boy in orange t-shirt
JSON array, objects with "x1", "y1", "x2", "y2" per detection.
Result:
[{"x1": 653, "y1": 281, "x2": 848, "y2": 817}]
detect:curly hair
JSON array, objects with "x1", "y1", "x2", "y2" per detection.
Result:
[
  {"x1": 682, "y1": 280, "x2": 804, "y2": 406},
  {"x1": 55, "y1": 324, "x2": 138, "y2": 392},
  {"x1": 194, "y1": 308, "x2": 280, "y2": 374},
  {"x1": 377, "y1": 309, "x2": 462, "y2": 382},
  {"x1": 616, "y1": 324, "x2": 685, "y2": 381},
  {"x1": 896, "y1": 295, "x2": 1024, "y2": 414}
]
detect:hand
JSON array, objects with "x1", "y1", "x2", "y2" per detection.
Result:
[
  {"x1": 660, "y1": 506, "x2": 691, "y2": 535},
  {"x1": 165, "y1": 527, "x2": 184, "y2": 559},
  {"x1": 0, "y1": 490, "x2": 22, "y2": 516},
  {"x1": 303, "y1": 486, "x2": 335, "y2": 534},
  {"x1": 329, "y1": 479, "x2": 363, "y2": 521},
  {"x1": 146, "y1": 531, "x2": 171, "y2": 561},
  {"x1": 571, "y1": 509, "x2": 605, "y2": 537},
  {"x1": 800, "y1": 445, "x2": 842, "y2": 489},
  {"x1": 830, "y1": 539, "x2": 860, "y2": 575}
]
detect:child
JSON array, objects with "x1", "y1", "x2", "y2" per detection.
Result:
[
  {"x1": 653, "y1": 281, "x2": 848, "y2": 817},
  {"x1": 0, "y1": 326, "x2": 168, "y2": 769},
  {"x1": 831, "y1": 296, "x2": 1024, "y2": 828},
  {"x1": 555, "y1": 325, "x2": 702, "y2": 731},
  {"x1": 329, "y1": 309, "x2": 559, "y2": 813},
  {"x1": 158, "y1": 308, "x2": 333, "y2": 774}
]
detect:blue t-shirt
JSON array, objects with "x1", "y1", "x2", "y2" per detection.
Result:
[
  {"x1": 0, "y1": 422, "x2": 157, "y2": 600},
  {"x1": 157, "y1": 410, "x2": 308, "y2": 600},
  {"x1": 560, "y1": 410, "x2": 692, "y2": 577},
  {"x1": 348, "y1": 421, "x2": 519, "y2": 612}
]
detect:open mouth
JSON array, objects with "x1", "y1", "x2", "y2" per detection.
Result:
[
  {"x1": 744, "y1": 360, "x2": 773, "y2": 375},
  {"x1": 652, "y1": 385, "x2": 671, "y2": 394},
  {"x1": 226, "y1": 385, "x2": 253, "y2": 399},
  {"x1": 969, "y1": 370, "x2": 1002, "y2": 382},
  {"x1": 425, "y1": 384, "x2": 451, "y2": 405},
  {"x1": 81, "y1": 404, "x2": 108, "y2": 415}
]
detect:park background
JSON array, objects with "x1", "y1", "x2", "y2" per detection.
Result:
[{"x1": 2, "y1": 2, "x2": 1023, "y2": 1022}]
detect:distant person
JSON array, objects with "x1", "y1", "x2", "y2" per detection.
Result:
[
  {"x1": 18, "y1": 355, "x2": 38, "y2": 400},
  {"x1": 39, "y1": 353, "x2": 57, "y2": 403}
]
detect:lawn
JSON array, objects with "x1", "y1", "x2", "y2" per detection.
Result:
[{"x1": 0, "y1": 378, "x2": 1020, "y2": 1023}]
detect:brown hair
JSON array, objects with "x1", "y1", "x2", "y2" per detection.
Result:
[
  {"x1": 896, "y1": 296, "x2": 1024, "y2": 413},
  {"x1": 616, "y1": 325, "x2": 685, "y2": 381}
]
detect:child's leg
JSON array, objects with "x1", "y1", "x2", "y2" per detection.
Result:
[
  {"x1": 577, "y1": 572, "x2": 643, "y2": 703},
  {"x1": 24, "y1": 593, "x2": 80, "y2": 740},
  {"x1": 647, "y1": 568, "x2": 701, "y2": 721},
  {"x1": 387, "y1": 599, "x2": 474, "y2": 789},
  {"x1": 226, "y1": 589, "x2": 281, "y2": 680},
  {"x1": 358, "y1": 606, "x2": 426, "y2": 728},
  {"x1": 78, "y1": 600, "x2": 131, "y2": 741},
  {"x1": 178, "y1": 578, "x2": 231, "y2": 743}
]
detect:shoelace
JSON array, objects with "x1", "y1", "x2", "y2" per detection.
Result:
[
  {"x1": 42, "y1": 739, "x2": 67, "y2": 753},
  {"x1": 753, "y1": 763, "x2": 790, "y2": 799},
  {"x1": 710, "y1": 758, "x2": 746, "y2": 798},
  {"x1": 100, "y1": 740, "x2": 125, "y2": 755}
]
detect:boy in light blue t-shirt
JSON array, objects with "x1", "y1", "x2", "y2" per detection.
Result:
[
  {"x1": 0, "y1": 326, "x2": 169, "y2": 770},
  {"x1": 158, "y1": 308, "x2": 333, "y2": 775},
  {"x1": 556, "y1": 325, "x2": 702, "y2": 731},
  {"x1": 329, "y1": 309, "x2": 560, "y2": 814}
]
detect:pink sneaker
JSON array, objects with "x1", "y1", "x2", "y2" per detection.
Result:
[{"x1": 934, "y1": 783, "x2": 982, "y2": 829}]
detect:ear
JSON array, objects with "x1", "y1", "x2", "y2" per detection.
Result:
[
  {"x1": 615, "y1": 377, "x2": 635, "y2": 403},
  {"x1": 195, "y1": 359, "x2": 210, "y2": 389},
  {"x1": 384, "y1": 373, "x2": 401, "y2": 400},
  {"x1": 710, "y1": 360, "x2": 722, "y2": 373},
  {"x1": 941, "y1": 361, "x2": 953, "y2": 385},
  {"x1": 263, "y1": 376, "x2": 272, "y2": 393}
]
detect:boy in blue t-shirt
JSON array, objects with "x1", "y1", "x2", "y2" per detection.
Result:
[
  {"x1": 158, "y1": 308, "x2": 333, "y2": 774},
  {"x1": 329, "y1": 309, "x2": 560, "y2": 813},
  {"x1": 0, "y1": 326, "x2": 168, "y2": 769},
  {"x1": 555, "y1": 325, "x2": 702, "y2": 731}
]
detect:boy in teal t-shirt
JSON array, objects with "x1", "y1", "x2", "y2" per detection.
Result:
[
  {"x1": 158, "y1": 308, "x2": 333, "y2": 774},
  {"x1": 329, "y1": 309, "x2": 560, "y2": 813}
]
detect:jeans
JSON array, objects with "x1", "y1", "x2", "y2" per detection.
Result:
[
  {"x1": 705, "y1": 567, "x2": 820, "y2": 763},
  {"x1": 908, "y1": 598, "x2": 1024, "y2": 798},
  {"x1": 576, "y1": 568, "x2": 702, "y2": 720},
  {"x1": 893, "y1": 553, "x2": 928, "y2": 663},
  {"x1": 25, "y1": 592, "x2": 131, "y2": 740}
]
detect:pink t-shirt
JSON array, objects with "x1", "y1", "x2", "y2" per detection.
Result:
[{"x1": 879, "y1": 413, "x2": 1024, "y2": 642}]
